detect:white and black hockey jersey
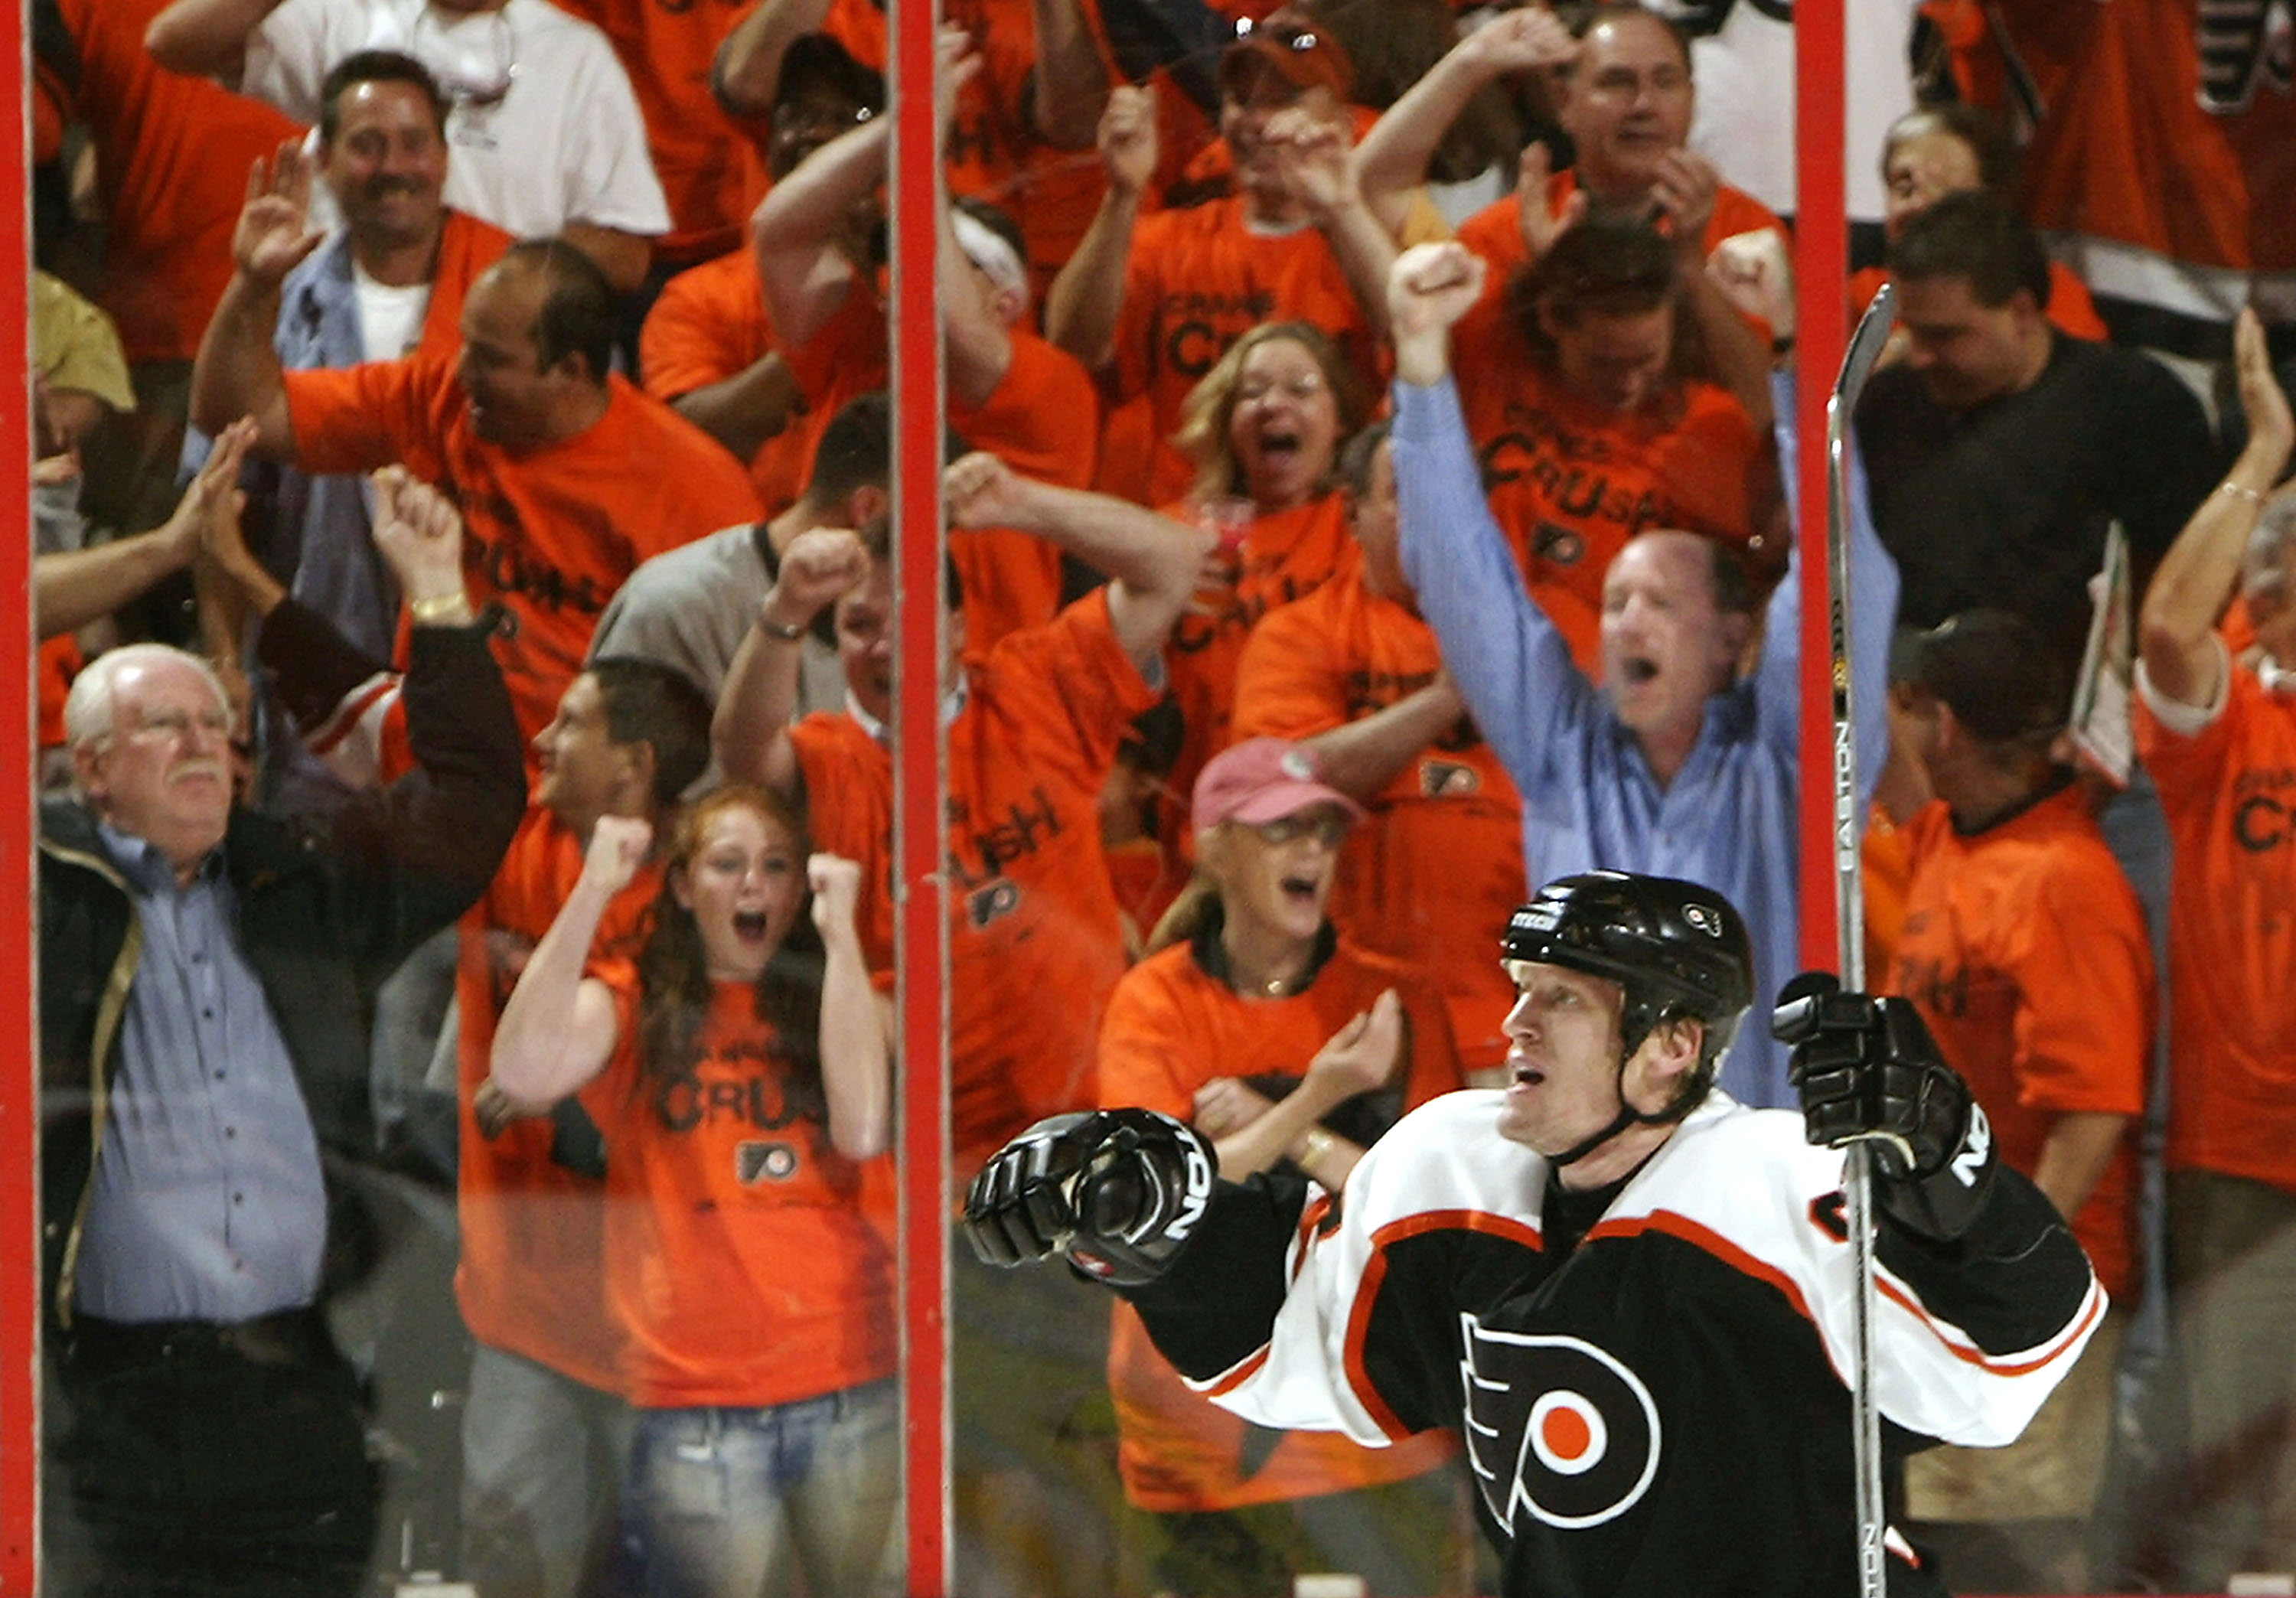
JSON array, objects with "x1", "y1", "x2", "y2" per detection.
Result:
[{"x1": 1121, "y1": 1090, "x2": 2104, "y2": 1597}]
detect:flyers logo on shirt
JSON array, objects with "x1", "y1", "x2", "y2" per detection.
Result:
[
  {"x1": 736, "y1": 1141, "x2": 799, "y2": 1183},
  {"x1": 1459, "y1": 1315, "x2": 1662, "y2": 1534}
]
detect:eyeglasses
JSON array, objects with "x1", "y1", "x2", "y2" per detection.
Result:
[{"x1": 1247, "y1": 812, "x2": 1347, "y2": 848}]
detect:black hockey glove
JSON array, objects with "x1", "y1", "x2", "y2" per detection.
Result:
[
  {"x1": 961, "y1": 1108, "x2": 1218, "y2": 1286},
  {"x1": 1773, "y1": 973, "x2": 1997, "y2": 1241}
]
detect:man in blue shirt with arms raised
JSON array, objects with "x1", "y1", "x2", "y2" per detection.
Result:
[{"x1": 1382, "y1": 240, "x2": 1896, "y2": 1107}]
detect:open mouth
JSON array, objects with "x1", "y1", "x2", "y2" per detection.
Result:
[
  {"x1": 1510, "y1": 1058, "x2": 1544, "y2": 1088},
  {"x1": 1256, "y1": 429, "x2": 1303, "y2": 468},
  {"x1": 732, "y1": 910, "x2": 770, "y2": 943},
  {"x1": 1280, "y1": 872, "x2": 1320, "y2": 907},
  {"x1": 1619, "y1": 656, "x2": 1658, "y2": 685}
]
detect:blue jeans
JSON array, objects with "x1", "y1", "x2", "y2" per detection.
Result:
[{"x1": 626, "y1": 1378, "x2": 902, "y2": 1598}]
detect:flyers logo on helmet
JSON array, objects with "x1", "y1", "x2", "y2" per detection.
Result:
[{"x1": 1459, "y1": 1316, "x2": 1662, "y2": 1534}]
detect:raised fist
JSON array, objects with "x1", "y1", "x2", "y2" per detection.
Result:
[
  {"x1": 1387, "y1": 242, "x2": 1489, "y2": 342},
  {"x1": 582, "y1": 814, "x2": 654, "y2": 897},
  {"x1": 1097, "y1": 85, "x2": 1159, "y2": 197},
  {"x1": 1774, "y1": 974, "x2": 1996, "y2": 1241},
  {"x1": 964, "y1": 1108, "x2": 1218, "y2": 1284}
]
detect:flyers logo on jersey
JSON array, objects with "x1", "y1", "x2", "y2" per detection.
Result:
[{"x1": 1459, "y1": 1316, "x2": 1662, "y2": 1534}]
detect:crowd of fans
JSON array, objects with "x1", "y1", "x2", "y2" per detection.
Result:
[{"x1": 26, "y1": 0, "x2": 2296, "y2": 1593}]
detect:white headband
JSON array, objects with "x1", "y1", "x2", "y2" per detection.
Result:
[{"x1": 951, "y1": 210, "x2": 1030, "y2": 314}]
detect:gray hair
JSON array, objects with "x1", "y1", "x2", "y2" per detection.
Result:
[{"x1": 63, "y1": 642, "x2": 232, "y2": 753}]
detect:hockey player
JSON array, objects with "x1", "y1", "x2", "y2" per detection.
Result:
[{"x1": 964, "y1": 869, "x2": 2105, "y2": 1596}]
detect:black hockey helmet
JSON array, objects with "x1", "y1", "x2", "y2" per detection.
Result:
[{"x1": 1501, "y1": 871, "x2": 1753, "y2": 1072}]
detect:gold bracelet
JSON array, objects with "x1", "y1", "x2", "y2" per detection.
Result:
[
  {"x1": 407, "y1": 590, "x2": 475, "y2": 625},
  {"x1": 2219, "y1": 479, "x2": 2266, "y2": 505},
  {"x1": 1296, "y1": 1127, "x2": 1336, "y2": 1167}
]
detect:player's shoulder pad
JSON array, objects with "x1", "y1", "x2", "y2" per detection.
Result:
[{"x1": 1342, "y1": 1090, "x2": 1554, "y2": 1242}]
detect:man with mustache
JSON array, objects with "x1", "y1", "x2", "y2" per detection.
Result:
[{"x1": 187, "y1": 48, "x2": 509, "y2": 661}]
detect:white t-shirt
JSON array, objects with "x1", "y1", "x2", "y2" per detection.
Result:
[
  {"x1": 244, "y1": 0, "x2": 670, "y2": 240},
  {"x1": 351, "y1": 265, "x2": 432, "y2": 360}
]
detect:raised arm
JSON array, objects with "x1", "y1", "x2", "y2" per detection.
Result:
[
  {"x1": 713, "y1": 0, "x2": 837, "y2": 119},
  {"x1": 491, "y1": 817, "x2": 645, "y2": 1106},
  {"x1": 2140, "y1": 308, "x2": 2294, "y2": 708},
  {"x1": 1045, "y1": 85, "x2": 1155, "y2": 372},
  {"x1": 34, "y1": 423, "x2": 252, "y2": 637},
  {"x1": 714, "y1": 525, "x2": 872, "y2": 792},
  {"x1": 1388, "y1": 242, "x2": 1586, "y2": 788},
  {"x1": 191, "y1": 145, "x2": 323, "y2": 457},
  {"x1": 809, "y1": 853, "x2": 892, "y2": 1160},
  {"x1": 934, "y1": 44, "x2": 1014, "y2": 408},
  {"x1": 142, "y1": 0, "x2": 284, "y2": 83},
  {"x1": 1653, "y1": 150, "x2": 1777, "y2": 433},
  {"x1": 1028, "y1": 0, "x2": 1111, "y2": 148},
  {"x1": 1270, "y1": 106, "x2": 1396, "y2": 342},
  {"x1": 750, "y1": 115, "x2": 885, "y2": 350},
  {"x1": 1352, "y1": 7, "x2": 1577, "y2": 240},
  {"x1": 944, "y1": 451, "x2": 1210, "y2": 668}
]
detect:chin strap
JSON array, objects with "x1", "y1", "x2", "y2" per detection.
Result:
[{"x1": 1550, "y1": 1035, "x2": 1714, "y2": 1170}]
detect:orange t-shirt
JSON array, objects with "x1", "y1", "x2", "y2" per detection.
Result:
[
  {"x1": 1163, "y1": 491, "x2": 1358, "y2": 823},
  {"x1": 790, "y1": 588, "x2": 1162, "y2": 1175},
  {"x1": 949, "y1": 330, "x2": 1103, "y2": 651},
  {"x1": 453, "y1": 808, "x2": 660, "y2": 1393},
  {"x1": 1889, "y1": 786, "x2": 2152, "y2": 1300},
  {"x1": 1111, "y1": 197, "x2": 1385, "y2": 508},
  {"x1": 2138, "y1": 670, "x2": 2296, "y2": 1193},
  {"x1": 1233, "y1": 569, "x2": 1527, "y2": 1077},
  {"x1": 56, "y1": 0, "x2": 304, "y2": 364},
  {"x1": 637, "y1": 242, "x2": 816, "y2": 514},
  {"x1": 1449, "y1": 347, "x2": 1779, "y2": 671},
  {"x1": 282, "y1": 358, "x2": 763, "y2": 742},
  {"x1": 1097, "y1": 932, "x2": 1461, "y2": 1511},
  {"x1": 1848, "y1": 260, "x2": 2109, "y2": 342},
  {"x1": 551, "y1": 0, "x2": 765, "y2": 263},
  {"x1": 590, "y1": 970, "x2": 896, "y2": 1409}
]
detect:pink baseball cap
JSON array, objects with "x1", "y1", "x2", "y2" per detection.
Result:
[{"x1": 1192, "y1": 737, "x2": 1367, "y2": 833}]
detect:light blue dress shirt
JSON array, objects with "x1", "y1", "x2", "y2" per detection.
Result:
[{"x1": 74, "y1": 826, "x2": 329, "y2": 1322}]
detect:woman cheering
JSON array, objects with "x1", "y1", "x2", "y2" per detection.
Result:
[{"x1": 491, "y1": 786, "x2": 898, "y2": 1598}]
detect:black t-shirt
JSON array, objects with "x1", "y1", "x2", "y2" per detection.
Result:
[{"x1": 1856, "y1": 332, "x2": 2217, "y2": 660}]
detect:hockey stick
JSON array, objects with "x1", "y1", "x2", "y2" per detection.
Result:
[{"x1": 1828, "y1": 279, "x2": 1896, "y2": 1598}]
